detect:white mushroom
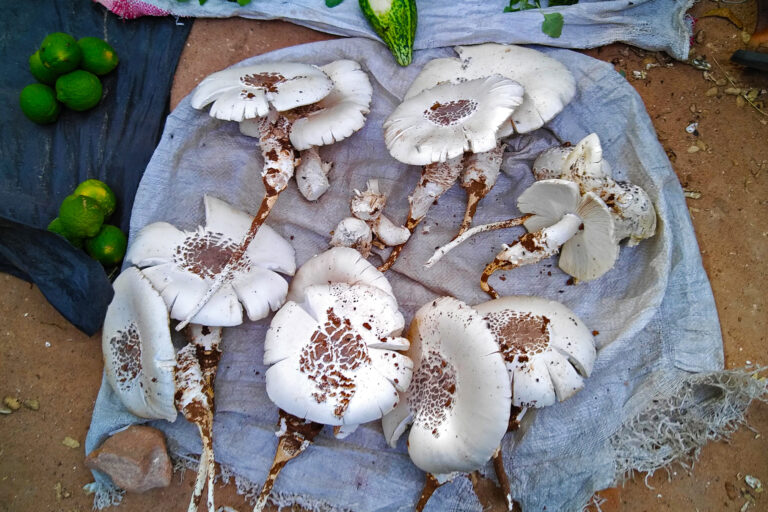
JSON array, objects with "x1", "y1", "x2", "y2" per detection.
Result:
[
  {"x1": 533, "y1": 133, "x2": 657, "y2": 246},
  {"x1": 124, "y1": 195, "x2": 296, "y2": 511},
  {"x1": 183, "y1": 61, "x2": 332, "y2": 330},
  {"x1": 472, "y1": 295, "x2": 596, "y2": 511},
  {"x1": 377, "y1": 74, "x2": 525, "y2": 271},
  {"x1": 330, "y1": 217, "x2": 373, "y2": 257},
  {"x1": 404, "y1": 43, "x2": 577, "y2": 236},
  {"x1": 480, "y1": 179, "x2": 618, "y2": 297},
  {"x1": 381, "y1": 297, "x2": 511, "y2": 511},
  {"x1": 241, "y1": 59, "x2": 373, "y2": 202},
  {"x1": 256, "y1": 247, "x2": 412, "y2": 510},
  {"x1": 102, "y1": 267, "x2": 177, "y2": 423}
]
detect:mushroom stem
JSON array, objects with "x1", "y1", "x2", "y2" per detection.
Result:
[
  {"x1": 425, "y1": 214, "x2": 532, "y2": 268},
  {"x1": 378, "y1": 156, "x2": 464, "y2": 272},
  {"x1": 458, "y1": 143, "x2": 505, "y2": 236},
  {"x1": 415, "y1": 473, "x2": 445, "y2": 512},
  {"x1": 480, "y1": 213, "x2": 582, "y2": 297},
  {"x1": 253, "y1": 411, "x2": 323, "y2": 512},
  {"x1": 176, "y1": 344, "x2": 217, "y2": 512},
  {"x1": 176, "y1": 114, "x2": 294, "y2": 331},
  {"x1": 492, "y1": 448, "x2": 522, "y2": 512}
]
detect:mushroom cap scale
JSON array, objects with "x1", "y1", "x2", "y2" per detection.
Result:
[
  {"x1": 264, "y1": 282, "x2": 412, "y2": 426},
  {"x1": 191, "y1": 62, "x2": 333, "y2": 122},
  {"x1": 383, "y1": 297, "x2": 511, "y2": 476},
  {"x1": 517, "y1": 180, "x2": 619, "y2": 282},
  {"x1": 287, "y1": 246, "x2": 394, "y2": 303},
  {"x1": 102, "y1": 267, "x2": 177, "y2": 423},
  {"x1": 126, "y1": 195, "x2": 295, "y2": 326},
  {"x1": 405, "y1": 43, "x2": 576, "y2": 135},
  {"x1": 473, "y1": 295, "x2": 596, "y2": 408},
  {"x1": 384, "y1": 76, "x2": 524, "y2": 166}
]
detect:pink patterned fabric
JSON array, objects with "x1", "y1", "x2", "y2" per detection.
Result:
[{"x1": 93, "y1": 0, "x2": 169, "y2": 19}]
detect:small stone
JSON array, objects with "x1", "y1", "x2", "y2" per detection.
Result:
[
  {"x1": 23, "y1": 399, "x2": 39, "y2": 411},
  {"x1": 745, "y1": 475, "x2": 762, "y2": 492},
  {"x1": 725, "y1": 87, "x2": 742, "y2": 96},
  {"x1": 736, "y1": 95, "x2": 746, "y2": 108},
  {"x1": 705, "y1": 87, "x2": 719, "y2": 97},
  {"x1": 3, "y1": 397, "x2": 21, "y2": 410},
  {"x1": 85, "y1": 425, "x2": 172, "y2": 493},
  {"x1": 689, "y1": 104, "x2": 697, "y2": 113},
  {"x1": 742, "y1": 31, "x2": 751, "y2": 44},
  {"x1": 0, "y1": 406, "x2": 11, "y2": 415},
  {"x1": 696, "y1": 140, "x2": 708, "y2": 151},
  {"x1": 687, "y1": 145, "x2": 701, "y2": 153},
  {"x1": 695, "y1": 30, "x2": 705, "y2": 44},
  {"x1": 716, "y1": 79, "x2": 728, "y2": 87},
  {"x1": 62, "y1": 437, "x2": 80, "y2": 449}
]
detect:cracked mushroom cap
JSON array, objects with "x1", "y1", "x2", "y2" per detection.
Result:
[
  {"x1": 384, "y1": 76, "x2": 524, "y2": 166},
  {"x1": 125, "y1": 195, "x2": 295, "y2": 327},
  {"x1": 473, "y1": 296, "x2": 596, "y2": 408},
  {"x1": 381, "y1": 297, "x2": 510, "y2": 477},
  {"x1": 533, "y1": 134, "x2": 657, "y2": 245},
  {"x1": 102, "y1": 267, "x2": 177, "y2": 422},
  {"x1": 287, "y1": 246, "x2": 394, "y2": 303},
  {"x1": 264, "y1": 252, "x2": 412, "y2": 426},
  {"x1": 191, "y1": 62, "x2": 333, "y2": 122},
  {"x1": 405, "y1": 43, "x2": 576, "y2": 135},
  {"x1": 518, "y1": 179, "x2": 619, "y2": 281}
]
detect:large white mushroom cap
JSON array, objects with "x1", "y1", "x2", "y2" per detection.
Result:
[
  {"x1": 384, "y1": 76, "x2": 524, "y2": 166},
  {"x1": 405, "y1": 43, "x2": 576, "y2": 135},
  {"x1": 517, "y1": 179, "x2": 619, "y2": 281},
  {"x1": 102, "y1": 267, "x2": 177, "y2": 422},
  {"x1": 532, "y1": 134, "x2": 657, "y2": 246},
  {"x1": 473, "y1": 296, "x2": 596, "y2": 408},
  {"x1": 382, "y1": 297, "x2": 511, "y2": 477},
  {"x1": 191, "y1": 62, "x2": 333, "y2": 122},
  {"x1": 125, "y1": 195, "x2": 295, "y2": 327},
  {"x1": 264, "y1": 248, "x2": 412, "y2": 426}
]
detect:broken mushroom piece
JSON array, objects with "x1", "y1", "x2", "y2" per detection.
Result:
[
  {"x1": 184, "y1": 61, "x2": 332, "y2": 330},
  {"x1": 378, "y1": 76, "x2": 524, "y2": 270},
  {"x1": 480, "y1": 179, "x2": 618, "y2": 298},
  {"x1": 381, "y1": 297, "x2": 511, "y2": 511},
  {"x1": 125, "y1": 195, "x2": 296, "y2": 511},
  {"x1": 473, "y1": 295, "x2": 596, "y2": 510},
  {"x1": 257, "y1": 247, "x2": 413, "y2": 510},
  {"x1": 404, "y1": 43, "x2": 577, "y2": 236},
  {"x1": 241, "y1": 59, "x2": 373, "y2": 201},
  {"x1": 532, "y1": 133, "x2": 657, "y2": 246}
]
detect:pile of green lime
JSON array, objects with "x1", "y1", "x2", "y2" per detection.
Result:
[
  {"x1": 20, "y1": 33, "x2": 119, "y2": 124},
  {"x1": 48, "y1": 179, "x2": 127, "y2": 266}
]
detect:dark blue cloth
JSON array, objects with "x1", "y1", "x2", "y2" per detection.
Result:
[{"x1": 0, "y1": 2, "x2": 190, "y2": 335}]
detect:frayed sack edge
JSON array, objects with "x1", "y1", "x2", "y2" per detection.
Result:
[{"x1": 610, "y1": 366, "x2": 768, "y2": 486}]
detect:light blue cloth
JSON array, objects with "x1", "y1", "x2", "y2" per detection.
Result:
[
  {"x1": 86, "y1": 38, "x2": 722, "y2": 511},
  {"x1": 147, "y1": 0, "x2": 694, "y2": 60}
]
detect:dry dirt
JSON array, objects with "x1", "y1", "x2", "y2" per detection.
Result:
[{"x1": 1, "y1": 2, "x2": 767, "y2": 511}]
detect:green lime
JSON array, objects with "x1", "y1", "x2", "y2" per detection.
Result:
[
  {"x1": 19, "y1": 84, "x2": 61, "y2": 124},
  {"x1": 73, "y1": 179, "x2": 117, "y2": 217},
  {"x1": 29, "y1": 51, "x2": 60, "y2": 84},
  {"x1": 55, "y1": 70, "x2": 102, "y2": 111},
  {"x1": 47, "y1": 217, "x2": 84, "y2": 248},
  {"x1": 39, "y1": 32, "x2": 82, "y2": 75},
  {"x1": 77, "y1": 37, "x2": 119, "y2": 76},
  {"x1": 85, "y1": 225, "x2": 127, "y2": 265},
  {"x1": 59, "y1": 194, "x2": 105, "y2": 238}
]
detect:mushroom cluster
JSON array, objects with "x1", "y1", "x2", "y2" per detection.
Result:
[
  {"x1": 427, "y1": 133, "x2": 657, "y2": 297},
  {"x1": 176, "y1": 59, "x2": 373, "y2": 330},
  {"x1": 381, "y1": 294, "x2": 596, "y2": 511},
  {"x1": 378, "y1": 43, "x2": 576, "y2": 271},
  {"x1": 258, "y1": 247, "x2": 413, "y2": 510},
  {"x1": 102, "y1": 195, "x2": 296, "y2": 512}
]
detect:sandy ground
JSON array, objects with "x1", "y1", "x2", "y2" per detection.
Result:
[{"x1": 1, "y1": 2, "x2": 767, "y2": 511}]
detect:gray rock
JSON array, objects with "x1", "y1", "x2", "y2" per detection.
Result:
[{"x1": 85, "y1": 425, "x2": 172, "y2": 493}]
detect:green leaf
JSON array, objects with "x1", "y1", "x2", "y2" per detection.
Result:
[
  {"x1": 541, "y1": 12, "x2": 564, "y2": 38},
  {"x1": 504, "y1": 0, "x2": 541, "y2": 12},
  {"x1": 237, "y1": 0, "x2": 252, "y2": 4},
  {"x1": 326, "y1": 0, "x2": 345, "y2": 6},
  {"x1": 547, "y1": 0, "x2": 578, "y2": 6}
]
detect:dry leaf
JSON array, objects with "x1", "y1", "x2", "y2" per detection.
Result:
[{"x1": 702, "y1": 8, "x2": 745, "y2": 30}]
